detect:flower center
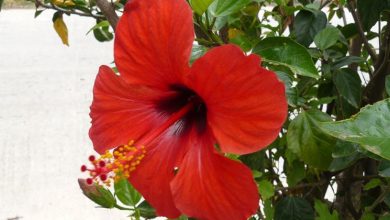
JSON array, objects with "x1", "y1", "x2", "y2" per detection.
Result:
[
  {"x1": 81, "y1": 97, "x2": 198, "y2": 186},
  {"x1": 156, "y1": 84, "x2": 207, "y2": 134}
]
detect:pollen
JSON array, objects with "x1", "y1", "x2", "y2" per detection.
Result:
[{"x1": 80, "y1": 140, "x2": 147, "y2": 186}]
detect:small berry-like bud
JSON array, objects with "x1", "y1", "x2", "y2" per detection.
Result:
[
  {"x1": 86, "y1": 178, "x2": 93, "y2": 185},
  {"x1": 100, "y1": 174, "x2": 107, "y2": 181},
  {"x1": 81, "y1": 165, "x2": 87, "y2": 172},
  {"x1": 88, "y1": 155, "x2": 96, "y2": 162},
  {"x1": 99, "y1": 160, "x2": 106, "y2": 167}
]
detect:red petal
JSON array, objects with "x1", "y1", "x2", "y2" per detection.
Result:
[
  {"x1": 114, "y1": 0, "x2": 194, "y2": 88},
  {"x1": 187, "y1": 45, "x2": 287, "y2": 154},
  {"x1": 89, "y1": 66, "x2": 166, "y2": 153},
  {"x1": 129, "y1": 127, "x2": 192, "y2": 218},
  {"x1": 171, "y1": 129, "x2": 259, "y2": 220}
]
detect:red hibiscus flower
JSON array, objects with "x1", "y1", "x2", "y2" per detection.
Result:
[{"x1": 87, "y1": 0, "x2": 287, "y2": 219}]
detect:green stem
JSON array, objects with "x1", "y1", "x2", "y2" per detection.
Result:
[
  {"x1": 195, "y1": 14, "x2": 223, "y2": 45},
  {"x1": 195, "y1": 38, "x2": 216, "y2": 46},
  {"x1": 114, "y1": 203, "x2": 134, "y2": 211},
  {"x1": 205, "y1": 11, "x2": 210, "y2": 29},
  {"x1": 210, "y1": 17, "x2": 216, "y2": 29}
]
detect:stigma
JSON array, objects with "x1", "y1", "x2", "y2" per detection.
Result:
[{"x1": 80, "y1": 140, "x2": 147, "y2": 186}]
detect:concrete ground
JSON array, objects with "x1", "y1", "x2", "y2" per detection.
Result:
[{"x1": 0, "y1": 9, "x2": 129, "y2": 220}]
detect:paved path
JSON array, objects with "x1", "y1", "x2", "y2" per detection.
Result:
[{"x1": 0, "y1": 9, "x2": 128, "y2": 220}]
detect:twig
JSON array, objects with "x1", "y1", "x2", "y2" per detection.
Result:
[
  {"x1": 363, "y1": 17, "x2": 390, "y2": 103},
  {"x1": 347, "y1": 0, "x2": 378, "y2": 62},
  {"x1": 341, "y1": 6, "x2": 347, "y2": 26},
  {"x1": 366, "y1": 186, "x2": 390, "y2": 212},
  {"x1": 319, "y1": 0, "x2": 331, "y2": 9},
  {"x1": 95, "y1": 0, "x2": 119, "y2": 30},
  {"x1": 35, "y1": 0, "x2": 105, "y2": 19},
  {"x1": 276, "y1": 180, "x2": 327, "y2": 192}
]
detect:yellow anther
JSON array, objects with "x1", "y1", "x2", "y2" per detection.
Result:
[{"x1": 84, "y1": 140, "x2": 146, "y2": 186}]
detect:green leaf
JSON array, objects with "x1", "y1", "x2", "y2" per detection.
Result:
[
  {"x1": 87, "y1": 20, "x2": 110, "y2": 35},
  {"x1": 274, "y1": 197, "x2": 314, "y2": 220},
  {"x1": 114, "y1": 178, "x2": 141, "y2": 206},
  {"x1": 190, "y1": 44, "x2": 208, "y2": 65},
  {"x1": 314, "y1": 26, "x2": 341, "y2": 50},
  {"x1": 379, "y1": 160, "x2": 390, "y2": 177},
  {"x1": 319, "y1": 98, "x2": 390, "y2": 160},
  {"x1": 91, "y1": 21, "x2": 113, "y2": 42},
  {"x1": 331, "y1": 56, "x2": 364, "y2": 70},
  {"x1": 328, "y1": 152, "x2": 361, "y2": 172},
  {"x1": 229, "y1": 33, "x2": 253, "y2": 52},
  {"x1": 363, "y1": 178, "x2": 382, "y2": 190},
  {"x1": 362, "y1": 213, "x2": 376, "y2": 220},
  {"x1": 357, "y1": 0, "x2": 389, "y2": 31},
  {"x1": 386, "y1": 75, "x2": 390, "y2": 96},
  {"x1": 332, "y1": 140, "x2": 359, "y2": 158},
  {"x1": 287, "y1": 109, "x2": 336, "y2": 170},
  {"x1": 210, "y1": 0, "x2": 251, "y2": 17},
  {"x1": 294, "y1": 9, "x2": 327, "y2": 47},
  {"x1": 78, "y1": 179, "x2": 116, "y2": 208},
  {"x1": 137, "y1": 200, "x2": 157, "y2": 219},
  {"x1": 258, "y1": 180, "x2": 275, "y2": 201},
  {"x1": 333, "y1": 68, "x2": 362, "y2": 108},
  {"x1": 177, "y1": 215, "x2": 189, "y2": 220},
  {"x1": 0, "y1": 0, "x2": 3, "y2": 11},
  {"x1": 264, "y1": 200, "x2": 275, "y2": 220},
  {"x1": 239, "y1": 150, "x2": 265, "y2": 171},
  {"x1": 286, "y1": 160, "x2": 306, "y2": 186},
  {"x1": 252, "y1": 170, "x2": 263, "y2": 178},
  {"x1": 379, "y1": 215, "x2": 390, "y2": 220},
  {"x1": 190, "y1": 0, "x2": 215, "y2": 15},
  {"x1": 314, "y1": 200, "x2": 339, "y2": 220},
  {"x1": 253, "y1": 37, "x2": 319, "y2": 79},
  {"x1": 276, "y1": 71, "x2": 299, "y2": 107},
  {"x1": 34, "y1": 9, "x2": 45, "y2": 18}
]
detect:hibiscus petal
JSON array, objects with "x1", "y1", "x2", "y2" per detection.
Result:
[
  {"x1": 171, "y1": 129, "x2": 259, "y2": 220},
  {"x1": 187, "y1": 45, "x2": 287, "y2": 154},
  {"x1": 114, "y1": 0, "x2": 194, "y2": 88},
  {"x1": 129, "y1": 123, "x2": 192, "y2": 218},
  {"x1": 89, "y1": 65, "x2": 166, "y2": 153}
]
